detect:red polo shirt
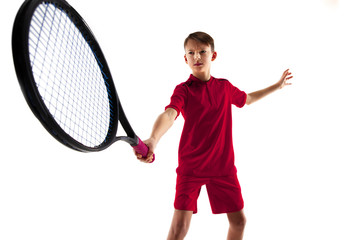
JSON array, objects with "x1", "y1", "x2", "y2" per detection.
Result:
[{"x1": 165, "y1": 74, "x2": 247, "y2": 177}]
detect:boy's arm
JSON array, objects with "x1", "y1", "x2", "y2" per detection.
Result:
[
  {"x1": 246, "y1": 69, "x2": 293, "y2": 105},
  {"x1": 136, "y1": 107, "x2": 178, "y2": 163}
]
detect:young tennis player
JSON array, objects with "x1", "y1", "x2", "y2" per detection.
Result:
[{"x1": 135, "y1": 32, "x2": 293, "y2": 240}]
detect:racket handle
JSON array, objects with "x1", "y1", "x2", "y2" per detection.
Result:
[{"x1": 133, "y1": 137, "x2": 155, "y2": 163}]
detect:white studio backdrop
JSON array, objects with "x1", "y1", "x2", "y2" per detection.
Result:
[{"x1": 1, "y1": 0, "x2": 359, "y2": 239}]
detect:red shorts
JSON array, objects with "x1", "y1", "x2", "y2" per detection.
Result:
[{"x1": 174, "y1": 174, "x2": 244, "y2": 214}]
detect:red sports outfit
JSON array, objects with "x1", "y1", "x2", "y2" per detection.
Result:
[{"x1": 165, "y1": 74, "x2": 247, "y2": 213}]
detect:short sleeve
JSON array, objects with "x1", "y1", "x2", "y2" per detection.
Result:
[
  {"x1": 230, "y1": 83, "x2": 247, "y2": 108},
  {"x1": 165, "y1": 84, "x2": 187, "y2": 119}
]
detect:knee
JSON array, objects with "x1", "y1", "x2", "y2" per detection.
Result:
[
  {"x1": 229, "y1": 214, "x2": 246, "y2": 231},
  {"x1": 169, "y1": 221, "x2": 190, "y2": 239}
]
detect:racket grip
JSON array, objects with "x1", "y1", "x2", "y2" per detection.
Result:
[{"x1": 133, "y1": 138, "x2": 155, "y2": 163}]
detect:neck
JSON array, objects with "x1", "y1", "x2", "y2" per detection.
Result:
[{"x1": 192, "y1": 72, "x2": 211, "y2": 82}]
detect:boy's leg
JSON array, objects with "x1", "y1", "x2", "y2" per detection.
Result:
[
  {"x1": 167, "y1": 210, "x2": 193, "y2": 240},
  {"x1": 226, "y1": 210, "x2": 246, "y2": 240}
]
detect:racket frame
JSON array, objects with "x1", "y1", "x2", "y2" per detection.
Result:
[{"x1": 12, "y1": 0, "x2": 140, "y2": 152}]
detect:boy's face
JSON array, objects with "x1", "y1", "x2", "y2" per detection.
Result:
[{"x1": 184, "y1": 39, "x2": 217, "y2": 79}]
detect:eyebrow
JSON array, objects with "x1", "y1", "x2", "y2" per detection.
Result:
[{"x1": 186, "y1": 49, "x2": 207, "y2": 52}]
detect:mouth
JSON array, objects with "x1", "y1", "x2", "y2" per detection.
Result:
[{"x1": 194, "y1": 63, "x2": 203, "y2": 66}]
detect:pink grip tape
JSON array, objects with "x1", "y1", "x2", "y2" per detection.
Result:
[{"x1": 132, "y1": 138, "x2": 155, "y2": 163}]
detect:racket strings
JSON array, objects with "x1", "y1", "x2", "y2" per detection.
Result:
[{"x1": 28, "y1": 3, "x2": 112, "y2": 148}]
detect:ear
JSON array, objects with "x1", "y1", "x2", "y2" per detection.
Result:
[
  {"x1": 211, "y1": 51, "x2": 217, "y2": 61},
  {"x1": 184, "y1": 54, "x2": 188, "y2": 64}
]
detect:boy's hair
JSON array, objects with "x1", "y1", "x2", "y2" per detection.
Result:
[{"x1": 184, "y1": 31, "x2": 215, "y2": 52}]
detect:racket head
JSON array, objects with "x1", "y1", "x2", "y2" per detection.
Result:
[{"x1": 12, "y1": 0, "x2": 121, "y2": 152}]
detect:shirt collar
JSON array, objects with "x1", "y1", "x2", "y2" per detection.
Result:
[{"x1": 188, "y1": 74, "x2": 214, "y2": 83}]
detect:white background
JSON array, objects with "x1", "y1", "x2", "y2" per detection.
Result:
[{"x1": 1, "y1": 0, "x2": 360, "y2": 239}]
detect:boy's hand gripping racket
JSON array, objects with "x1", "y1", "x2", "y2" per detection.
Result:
[{"x1": 12, "y1": 0, "x2": 154, "y2": 162}]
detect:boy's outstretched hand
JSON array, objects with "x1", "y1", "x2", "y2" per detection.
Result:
[
  {"x1": 246, "y1": 69, "x2": 294, "y2": 105},
  {"x1": 277, "y1": 69, "x2": 293, "y2": 89},
  {"x1": 134, "y1": 138, "x2": 156, "y2": 163}
]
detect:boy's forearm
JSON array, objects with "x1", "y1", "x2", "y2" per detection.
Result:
[
  {"x1": 150, "y1": 108, "x2": 176, "y2": 144},
  {"x1": 246, "y1": 83, "x2": 280, "y2": 105}
]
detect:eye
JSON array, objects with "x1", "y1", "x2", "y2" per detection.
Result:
[
  {"x1": 188, "y1": 51, "x2": 194, "y2": 55},
  {"x1": 200, "y1": 50, "x2": 206, "y2": 54}
]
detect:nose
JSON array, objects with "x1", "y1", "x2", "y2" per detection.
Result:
[{"x1": 194, "y1": 52, "x2": 201, "y2": 60}]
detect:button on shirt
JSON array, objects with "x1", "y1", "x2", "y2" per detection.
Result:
[{"x1": 165, "y1": 74, "x2": 247, "y2": 177}]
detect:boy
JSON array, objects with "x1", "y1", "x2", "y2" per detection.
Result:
[{"x1": 135, "y1": 32, "x2": 293, "y2": 240}]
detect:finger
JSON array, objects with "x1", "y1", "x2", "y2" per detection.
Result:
[
  {"x1": 146, "y1": 153, "x2": 154, "y2": 163},
  {"x1": 134, "y1": 149, "x2": 144, "y2": 159},
  {"x1": 143, "y1": 157, "x2": 153, "y2": 163},
  {"x1": 138, "y1": 152, "x2": 154, "y2": 163},
  {"x1": 282, "y1": 70, "x2": 290, "y2": 79},
  {"x1": 139, "y1": 157, "x2": 151, "y2": 163}
]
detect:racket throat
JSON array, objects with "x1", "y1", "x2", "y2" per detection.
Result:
[{"x1": 116, "y1": 136, "x2": 139, "y2": 146}]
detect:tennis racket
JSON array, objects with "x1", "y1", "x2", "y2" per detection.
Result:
[{"x1": 12, "y1": 0, "x2": 154, "y2": 161}]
